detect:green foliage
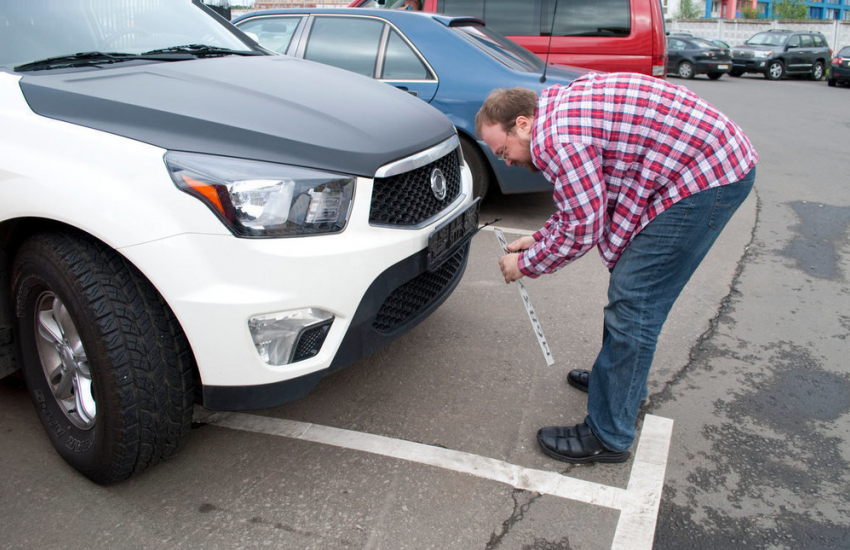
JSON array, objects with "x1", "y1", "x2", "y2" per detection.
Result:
[
  {"x1": 774, "y1": 0, "x2": 808, "y2": 19},
  {"x1": 677, "y1": 0, "x2": 703, "y2": 19},
  {"x1": 740, "y1": 4, "x2": 758, "y2": 19}
]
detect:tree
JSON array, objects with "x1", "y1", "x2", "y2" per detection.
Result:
[
  {"x1": 677, "y1": 0, "x2": 703, "y2": 19},
  {"x1": 774, "y1": 0, "x2": 807, "y2": 19}
]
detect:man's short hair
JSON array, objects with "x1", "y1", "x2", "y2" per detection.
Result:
[{"x1": 475, "y1": 87, "x2": 538, "y2": 138}]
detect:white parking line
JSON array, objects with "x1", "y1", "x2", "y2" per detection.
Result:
[{"x1": 201, "y1": 412, "x2": 673, "y2": 550}]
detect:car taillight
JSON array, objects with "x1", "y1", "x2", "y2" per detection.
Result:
[
  {"x1": 652, "y1": 55, "x2": 666, "y2": 77},
  {"x1": 833, "y1": 57, "x2": 842, "y2": 65}
]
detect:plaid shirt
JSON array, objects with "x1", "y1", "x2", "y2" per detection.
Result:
[{"x1": 518, "y1": 72, "x2": 758, "y2": 277}]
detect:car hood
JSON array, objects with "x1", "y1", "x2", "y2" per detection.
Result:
[
  {"x1": 18, "y1": 55, "x2": 455, "y2": 177},
  {"x1": 734, "y1": 44, "x2": 777, "y2": 52}
]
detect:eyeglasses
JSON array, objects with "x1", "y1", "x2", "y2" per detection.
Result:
[{"x1": 497, "y1": 129, "x2": 512, "y2": 162}]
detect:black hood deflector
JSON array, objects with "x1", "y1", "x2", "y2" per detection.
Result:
[{"x1": 19, "y1": 55, "x2": 455, "y2": 177}]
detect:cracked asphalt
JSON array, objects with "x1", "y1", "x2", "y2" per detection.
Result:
[{"x1": 1, "y1": 76, "x2": 848, "y2": 549}]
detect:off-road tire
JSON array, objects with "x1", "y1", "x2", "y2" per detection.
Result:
[{"x1": 12, "y1": 231, "x2": 195, "y2": 484}]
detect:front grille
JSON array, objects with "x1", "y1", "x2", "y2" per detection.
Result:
[
  {"x1": 373, "y1": 246, "x2": 466, "y2": 333},
  {"x1": 370, "y1": 151, "x2": 461, "y2": 227}
]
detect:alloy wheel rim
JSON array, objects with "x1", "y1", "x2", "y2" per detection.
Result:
[{"x1": 33, "y1": 291, "x2": 96, "y2": 430}]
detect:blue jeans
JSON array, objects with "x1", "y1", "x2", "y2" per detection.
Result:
[{"x1": 585, "y1": 167, "x2": 755, "y2": 452}]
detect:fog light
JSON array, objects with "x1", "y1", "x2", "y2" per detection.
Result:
[{"x1": 249, "y1": 308, "x2": 334, "y2": 366}]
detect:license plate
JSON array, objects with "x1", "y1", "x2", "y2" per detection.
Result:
[
  {"x1": 427, "y1": 198, "x2": 480, "y2": 269},
  {"x1": 717, "y1": 65, "x2": 729, "y2": 70}
]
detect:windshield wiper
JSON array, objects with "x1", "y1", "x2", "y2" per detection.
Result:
[
  {"x1": 14, "y1": 50, "x2": 201, "y2": 72},
  {"x1": 142, "y1": 44, "x2": 263, "y2": 57},
  {"x1": 15, "y1": 51, "x2": 138, "y2": 71}
]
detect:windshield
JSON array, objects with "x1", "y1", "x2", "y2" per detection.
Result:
[
  {"x1": 0, "y1": 0, "x2": 254, "y2": 71},
  {"x1": 452, "y1": 24, "x2": 544, "y2": 72},
  {"x1": 746, "y1": 32, "x2": 788, "y2": 47},
  {"x1": 692, "y1": 38, "x2": 720, "y2": 49}
]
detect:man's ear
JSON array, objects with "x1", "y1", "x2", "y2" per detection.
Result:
[{"x1": 515, "y1": 115, "x2": 533, "y2": 136}]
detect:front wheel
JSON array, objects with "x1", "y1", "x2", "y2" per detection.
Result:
[
  {"x1": 766, "y1": 61, "x2": 784, "y2": 80},
  {"x1": 810, "y1": 61, "x2": 824, "y2": 81},
  {"x1": 13, "y1": 232, "x2": 195, "y2": 484},
  {"x1": 677, "y1": 61, "x2": 694, "y2": 79}
]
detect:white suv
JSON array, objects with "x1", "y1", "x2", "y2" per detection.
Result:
[{"x1": 0, "y1": 0, "x2": 475, "y2": 484}]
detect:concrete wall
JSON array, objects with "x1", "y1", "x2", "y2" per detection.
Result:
[{"x1": 667, "y1": 19, "x2": 850, "y2": 50}]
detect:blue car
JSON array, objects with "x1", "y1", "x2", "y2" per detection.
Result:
[{"x1": 232, "y1": 8, "x2": 586, "y2": 198}]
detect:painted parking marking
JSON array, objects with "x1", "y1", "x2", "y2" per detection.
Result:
[{"x1": 201, "y1": 412, "x2": 673, "y2": 550}]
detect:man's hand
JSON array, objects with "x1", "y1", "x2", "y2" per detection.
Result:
[
  {"x1": 507, "y1": 235, "x2": 536, "y2": 252},
  {"x1": 499, "y1": 253, "x2": 524, "y2": 283},
  {"x1": 499, "y1": 235, "x2": 534, "y2": 283}
]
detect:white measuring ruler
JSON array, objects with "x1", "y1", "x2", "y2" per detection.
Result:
[{"x1": 493, "y1": 228, "x2": 555, "y2": 366}]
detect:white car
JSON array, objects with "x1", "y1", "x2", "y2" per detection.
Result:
[{"x1": 0, "y1": 0, "x2": 476, "y2": 484}]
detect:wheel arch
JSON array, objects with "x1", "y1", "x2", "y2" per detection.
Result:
[
  {"x1": 0, "y1": 217, "x2": 200, "y2": 393},
  {"x1": 456, "y1": 128, "x2": 501, "y2": 195}
]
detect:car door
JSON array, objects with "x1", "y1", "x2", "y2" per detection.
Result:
[
  {"x1": 667, "y1": 37, "x2": 684, "y2": 72},
  {"x1": 784, "y1": 34, "x2": 806, "y2": 74},
  {"x1": 293, "y1": 14, "x2": 438, "y2": 103}
]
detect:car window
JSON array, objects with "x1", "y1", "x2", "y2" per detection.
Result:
[
  {"x1": 800, "y1": 34, "x2": 812, "y2": 48},
  {"x1": 451, "y1": 23, "x2": 544, "y2": 71},
  {"x1": 381, "y1": 29, "x2": 432, "y2": 80},
  {"x1": 442, "y1": 0, "x2": 535, "y2": 37},
  {"x1": 692, "y1": 38, "x2": 717, "y2": 49},
  {"x1": 813, "y1": 35, "x2": 826, "y2": 48},
  {"x1": 668, "y1": 38, "x2": 684, "y2": 51},
  {"x1": 236, "y1": 16, "x2": 303, "y2": 54},
  {"x1": 787, "y1": 35, "x2": 800, "y2": 48},
  {"x1": 840, "y1": 46, "x2": 850, "y2": 57},
  {"x1": 547, "y1": 0, "x2": 631, "y2": 38},
  {"x1": 304, "y1": 16, "x2": 384, "y2": 77}
]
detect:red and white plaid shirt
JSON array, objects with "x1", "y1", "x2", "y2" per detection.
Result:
[{"x1": 518, "y1": 72, "x2": 758, "y2": 277}]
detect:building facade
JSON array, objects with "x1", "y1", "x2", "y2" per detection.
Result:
[{"x1": 703, "y1": 0, "x2": 850, "y2": 19}]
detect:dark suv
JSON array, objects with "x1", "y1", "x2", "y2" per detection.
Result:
[{"x1": 730, "y1": 30, "x2": 831, "y2": 81}]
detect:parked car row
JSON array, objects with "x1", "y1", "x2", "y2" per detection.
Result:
[{"x1": 668, "y1": 29, "x2": 837, "y2": 83}]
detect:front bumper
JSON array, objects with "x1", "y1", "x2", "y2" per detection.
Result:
[
  {"x1": 732, "y1": 59, "x2": 770, "y2": 73},
  {"x1": 121, "y1": 151, "x2": 474, "y2": 411}
]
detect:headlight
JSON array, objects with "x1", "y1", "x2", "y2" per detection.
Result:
[
  {"x1": 165, "y1": 151, "x2": 354, "y2": 238},
  {"x1": 753, "y1": 51, "x2": 773, "y2": 58}
]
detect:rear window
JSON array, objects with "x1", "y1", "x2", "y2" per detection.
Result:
[
  {"x1": 440, "y1": 0, "x2": 630, "y2": 38},
  {"x1": 840, "y1": 46, "x2": 850, "y2": 57},
  {"x1": 546, "y1": 0, "x2": 631, "y2": 38},
  {"x1": 692, "y1": 38, "x2": 718, "y2": 49},
  {"x1": 451, "y1": 23, "x2": 544, "y2": 71}
]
